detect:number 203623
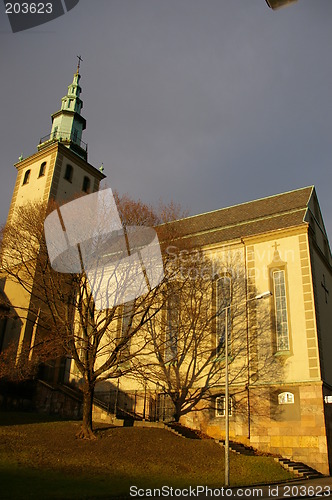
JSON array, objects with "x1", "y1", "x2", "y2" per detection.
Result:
[{"x1": 5, "y1": 3, "x2": 53, "y2": 14}]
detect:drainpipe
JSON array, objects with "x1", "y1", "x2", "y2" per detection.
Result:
[{"x1": 241, "y1": 238, "x2": 251, "y2": 440}]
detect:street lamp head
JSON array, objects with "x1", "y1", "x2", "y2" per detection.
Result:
[
  {"x1": 255, "y1": 291, "x2": 272, "y2": 300},
  {"x1": 265, "y1": 0, "x2": 298, "y2": 10}
]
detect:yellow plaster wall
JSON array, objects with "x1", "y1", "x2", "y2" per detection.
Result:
[
  {"x1": 54, "y1": 151, "x2": 95, "y2": 202},
  {"x1": 247, "y1": 231, "x2": 317, "y2": 384}
]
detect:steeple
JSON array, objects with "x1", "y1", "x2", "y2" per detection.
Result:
[{"x1": 38, "y1": 58, "x2": 87, "y2": 161}]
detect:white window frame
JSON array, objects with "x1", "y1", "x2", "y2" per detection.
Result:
[
  {"x1": 278, "y1": 392, "x2": 294, "y2": 405},
  {"x1": 215, "y1": 395, "x2": 233, "y2": 417},
  {"x1": 273, "y1": 270, "x2": 290, "y2": 351}
]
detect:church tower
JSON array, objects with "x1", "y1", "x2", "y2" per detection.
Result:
[
  {"x1": 39, "y1": 56, "x2": 87, "y2": 161},
  {"x1": 6, "y1": 60, "x2": 105, "y2": 225},
  {"x1": 1, "y1": 61, "x2": 106, "y2": 373}
]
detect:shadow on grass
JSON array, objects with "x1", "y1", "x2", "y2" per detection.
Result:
[{"x1": 0, "y1": 464, "x2": 130, "y2": 499}]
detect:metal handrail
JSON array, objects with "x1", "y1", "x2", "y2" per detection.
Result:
[{"x1": 39, "y1": 131, "x2": 88, "y2": 152}]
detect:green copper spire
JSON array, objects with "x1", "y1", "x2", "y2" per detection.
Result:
[{"x1": 39, "y1": 57, "x2": 87, "y2": 160}]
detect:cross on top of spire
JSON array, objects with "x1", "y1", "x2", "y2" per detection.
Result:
[{"x1": 76, "y1": 55, "x2": 83, "y2": 74}]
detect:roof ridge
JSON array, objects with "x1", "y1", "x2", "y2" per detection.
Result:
[
  {"x1": 171, "y1": 207, "x2": 307, "y2": 242},
  {"x1": 159, "y1": 185, "x2": 314, "y2": 227}
]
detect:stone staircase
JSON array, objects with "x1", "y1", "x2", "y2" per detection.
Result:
[
  {"x1": 163, "y1": 422, "x2": 324, "y2": 480},
  {"x1": 164, "y1": 422, "x2": 207, "y2": 439},
  {"x1": 275, "y1": 457, "x2": 324, "y2": 480},
  {"x1": 217, "y1": 439, "x2": 257, "y2": 456}
]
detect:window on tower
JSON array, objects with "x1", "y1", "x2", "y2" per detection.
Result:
[
  {"x1": 64, "y1": 164, "x2": 73, "y2": 183},
  {"x1": 82, "y1": 176, "x2": 91, "y2": 193},
  {"x1": 38, "y1": 162, "x2": 47, "y2": 178},
  {"x1": 22, "y1": 169, "x2": 31, "y2": 185}
]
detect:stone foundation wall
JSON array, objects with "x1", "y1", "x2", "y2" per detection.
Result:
[
  {"x1": 92, "y1": 405, "x2": 123, "y2": 425},
  {"x1": 35, "y1": 381, "x2": 82, "y2": 419},
  {"x1": 250, "y1": 384, "x2": 329, "y2": 475},
  {"x1": 185, "y1": 383, "x2": 330, "y2": 475}
]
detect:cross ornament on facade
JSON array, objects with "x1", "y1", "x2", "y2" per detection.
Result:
[
  {"x1": 272, "y1": 241, "x2": 281, "y2": 262},
  {"x1": 321, "y1": 274, "x2": 329, "y2": 304}
]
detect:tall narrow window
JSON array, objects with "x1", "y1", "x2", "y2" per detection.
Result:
[
  {"x1": 64, "y1": 164, "x2": 73, "y2": 182},
  {"x1": 38, "y1": 162, "x2": 46, "y2": 178},
  {"x1": 52, "y1": 126, "x2": 58, "y2": 139},
  {"x1": 273, "y1": 270, "x2": 290, "y2": 351},
  {"x1": 82, "y1": 176, "x2": 91, "y2": 193},
  {"x1": 215, "y1": 275, "x2": 231, "y2": 352},
  {"x1": 165, "y1": 287, "x2": 179, "y2": 363},
  {"x1": 215, "y1": 395, "x2": 233, "y2": 417},
  {"x1": 73, "y1": 129, "x2": 78, "y2": 143},
  {"x1": 120, "y1": 301, "x2": 134, "y2": 360},
  {"x1": 22, "y1": 169, "x2": 31, "y2": 185}
]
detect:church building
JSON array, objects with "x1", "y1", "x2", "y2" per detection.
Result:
[
  {"x1": 152, "y1": 185, "x2": 332, "y2": 475},
  {"x1": 0, "y1": 66, "x2": 332, "y2": 475}
]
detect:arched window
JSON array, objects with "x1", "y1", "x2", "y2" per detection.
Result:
[
  {"x1": 120, "y1": 300, "x2": 135, "y2": 361},
  {"x1": 64, "y1": 164, "x2": 73, "y2": 182},
  {"x1": 22, "y1": 169, "x2": 31, "y2": 185},
  {"x1": 273, "y1": 270, "x2": 290, "y2": 351},
  {"x1": 278, "y1": 392, "x2": 294, "y2": 405},
  {"x1": 82, "y1": 176, "x2": 91, "y2": 193},
  {"x1": 215, "y1": 275, "x2": 232, "y2": 352},
  {"x1": 38, "y1": 162, "x2": 47, "y2": 178},
  {"x1": 165, "y1": 283, "x2": 179, "y2": 363}
]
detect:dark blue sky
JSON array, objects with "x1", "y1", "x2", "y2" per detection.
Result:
[{"x1": 1, "y1": 0, "x2": 332, "y2": 239}]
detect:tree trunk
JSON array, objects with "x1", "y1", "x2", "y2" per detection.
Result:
[
  {"x1": 173, "y1": 400, "x2": 182, "y2": 422},
  {"x1": 76, "y1": 381, "x2": 96, "y2": 439}
]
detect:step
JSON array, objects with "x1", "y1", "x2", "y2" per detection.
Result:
[{"x1": 276, "y1": 457, "x2": 323, "y2": 479}]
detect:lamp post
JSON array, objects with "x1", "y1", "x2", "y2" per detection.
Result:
[
  {"x1": 224, "y1": 290, "x2": 272, "y2": 487},
  {"x1": 265, "y1": 0, "x2": 298, "y2": 10}
]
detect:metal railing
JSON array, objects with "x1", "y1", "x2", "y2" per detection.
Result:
[
  {"x1": 95, "y1": 389, "x2": 176, "y2": 422},
  {"x1": 39, "y1": 131, "x2": 88, "y2": 153}
]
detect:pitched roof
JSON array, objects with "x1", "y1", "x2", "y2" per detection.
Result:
[{"x1": 157, "y1": 186, "x2": 313, "y2": 248}]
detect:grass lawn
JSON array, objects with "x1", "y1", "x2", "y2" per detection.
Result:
[{"x1": 0, "y1": 411, "x2": 294, "y2": 499}]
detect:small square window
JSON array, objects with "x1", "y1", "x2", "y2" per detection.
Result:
[
  {"x1": 215, "y1": 396, "x2": 233, "y2": 417},
  {"x1": 278, "y1": 392, "x2": 294, "y2": 405}
]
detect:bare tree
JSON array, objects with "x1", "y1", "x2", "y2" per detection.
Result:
[
  {"x1": 133, "y1": 245, "x2": 282, "y2": 424},
  {"x1": 0, "y1": 192, "x2": 184, "y2": 438}
]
